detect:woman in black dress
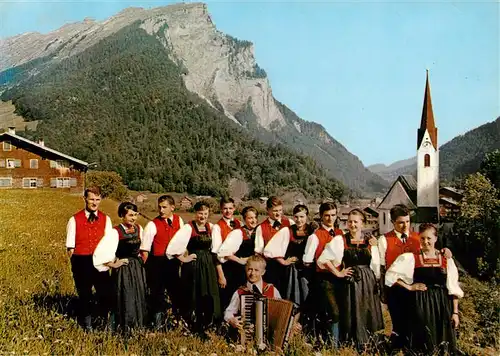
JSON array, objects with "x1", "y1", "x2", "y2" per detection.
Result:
[
  {"x1": 93, "y1": 202, "x2": 147, "y2": 333},
  {"x1": 166, "y1": 201, "x2": 222, "y2": 338},
  {"x1": 385, "y1": 223, "x2": 463, "y2": 355},
  {"x1": 318, "y1": 208, "x2": 383, "y2": 349},
  {"x1": 216, "y1": 206, "x2": 258, "y2": 308}
]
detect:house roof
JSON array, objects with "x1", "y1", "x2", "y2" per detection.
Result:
[
  {"x1": 0, "y1": 131, "x2": 89, "y2": 170},
  {"x1": 440, "y1": 196, "x2": 460, "y2": 206},
  {"x1": 417, "y1": 70, "x2": 438, "y2": 149},
  {"x1": 440, "y1": 186, "x2": 464, "y2": 196}
]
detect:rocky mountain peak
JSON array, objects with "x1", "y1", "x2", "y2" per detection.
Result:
[
  {"x1": 1, "y1": 2, "x2": 286, "y2": 130},
  {"x1": 1, "y1": 2, "x2": 390, "y2": 194}
]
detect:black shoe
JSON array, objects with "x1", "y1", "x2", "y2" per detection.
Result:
[
  {"x1": 198, "y1": 331, "x2": 210, "y2": 341},
  {"x1": 82, "y1": 315, "x2": 93, "y2": 332},
  {"x1": 153, "y1": 312, "x2": 164, "y2": 330}
]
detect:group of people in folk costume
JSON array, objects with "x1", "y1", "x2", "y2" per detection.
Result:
[{"x1": 66, "y1": 186, "x2": 464, "y2": 354}]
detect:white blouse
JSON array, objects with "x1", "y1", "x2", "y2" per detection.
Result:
[
  {"x1": 262, "y1": 227, "x2": 291, "y2": 259},
  {"x1": 165, "y1": 223, "x2": 215, "y2": 259},
  {"x1": 385, "y1": 252, "x2": 464, "y2": 298},
  {"x1": 317, "y1": 235, "x2": 381, "y2": 279},
  {"x1": 93, "y1": 224, "x2": 144, "y2": 272},
  {"x1": 217, "y1": 228, "x2": 244, "y2": 262},
  {"x1": 254, "y1": 218, "x2": 295, "y2": 254}
]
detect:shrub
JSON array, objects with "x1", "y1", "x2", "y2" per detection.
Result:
[{"x1": 85, "y1": 170, "x2": 129, "y2": 201}]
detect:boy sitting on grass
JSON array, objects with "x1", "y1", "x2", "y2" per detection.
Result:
[{"x1": 224, "y1": 255, "x2": 300, "y2": 350}]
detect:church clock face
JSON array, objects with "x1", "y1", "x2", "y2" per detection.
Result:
[{"x1": 423, "y1": 141, "x2": 431, "y2": 147}]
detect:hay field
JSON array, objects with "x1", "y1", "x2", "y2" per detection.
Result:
[
  {"x1": 0, "y1": 190, "x2": 354, "y2": 355},
  {"x1": 0, "y1": 190, "x2": 496, "y2": 355}
]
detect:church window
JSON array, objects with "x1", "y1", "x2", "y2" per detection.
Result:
[{"x1": 424, "y1": 154, "x2": 430, "y2": 167}]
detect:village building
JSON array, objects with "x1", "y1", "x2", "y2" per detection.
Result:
[
  {"x1": 179, "y1": 195, "x2": 194, "y2": 210},
  {"x1": 378, "y1": 72, "x2": 441, "y2": 234},
  {"x1": 0, "y1": 127, "x2": 88, "y2": 193},
  {"x1": 439, "y1": 186, "x2": 464, "y2": 221},
  {"x1": 337, "y1": 205, "x2": 379, "y2": 233}
]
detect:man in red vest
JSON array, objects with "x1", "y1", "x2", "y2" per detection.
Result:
[
  {"x1": 378, "y1": 204, "x2": 421, "y2": 348},
  {"x1": 66, "y1": 186, "x2": 113, "y2": 331},
  {"x1": 303, "y1": 202, "x2": 343, "y2": 347},
  {"x1": 254, "y1": 196, "x2": 293, "y2": 291},
  {"x1": 379, "y1": 204, "x2": 452, "y2": 350},
  {"x1": 212, "y1": 197, "x2": 242, "y2": 309},
  {"x1": 140, "y1": 195, "x2": 184, "y2": 329}
]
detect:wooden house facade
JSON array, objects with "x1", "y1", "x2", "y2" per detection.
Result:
[
  {"x1": 0, "y1": 128, "x2": 88, "y2": 193},
  {"x1": 179, "y1": 196, "x2": 193, "y2": 210}
]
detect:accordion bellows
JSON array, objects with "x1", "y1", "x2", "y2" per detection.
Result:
[{"x1": 240, "y1": 295, "x2": 297, "y2": 350}]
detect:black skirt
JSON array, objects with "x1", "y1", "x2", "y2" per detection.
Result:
[
  {"x1": 181, "y1": 250, "x2": 221, "y2": 325},
  {"x1": 220, "y1": 260, "x2": 246, "y2": 310},
  {"x1": 409, "y1": 286, "x2": 457, "y2": 355},
  {"x1": 337, "y1": 265, "x2": 384, "y2": 346},
  {"x1": 283, "y1": 264, "x2": 312, "y2": 307},
  {"x1": 112, "y1": 257, "x2": 148, "y2": 330}
]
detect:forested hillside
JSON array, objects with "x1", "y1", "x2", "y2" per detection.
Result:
[
  {"x1": 368, "y1": 117, "x2": 500, "y2": 183},
  {"x1": 440, "y1": 117, "x2": 500, "y2": 181},
  {"x1": 0, "y1": 23, "x2": 344, "y2": 199}
]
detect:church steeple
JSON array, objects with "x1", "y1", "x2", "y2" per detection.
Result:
[
  {"x1": 416, "y1": 70, "x2": 439, "y2": 210},
  {"x1": 417, "y1": 70, "x2": 438, "y2": 149}
]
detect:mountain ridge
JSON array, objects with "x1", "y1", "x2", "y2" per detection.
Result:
[
  {"x1": 368, "y1": 116, "x2": 500, "y2": 183},
  {"x1": 0, "y1": 3, "x2": 388, "y2": 194}
]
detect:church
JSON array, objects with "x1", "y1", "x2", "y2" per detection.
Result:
[{"x1": 377, "y1": 71, "x2": 440, "y2": 234}]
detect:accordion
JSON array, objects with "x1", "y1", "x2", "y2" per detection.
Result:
[{"x1": 240, "y1": 294, "x2": 297, "y2": 350}]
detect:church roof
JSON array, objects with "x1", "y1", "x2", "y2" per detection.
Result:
[
  {"x1": 377, "y1": 174, "x2": 417, "y2": 210},
  {"x1": 399, "y1": 174, "x2": 417, "y2": 195},
  {"x1": 417, "y1": 70, "x2": 438, "y2": 149}
]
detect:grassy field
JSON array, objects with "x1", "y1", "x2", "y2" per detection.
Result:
[{"x1": 0, "y1": 190, "x2": 497, "y2": 355}]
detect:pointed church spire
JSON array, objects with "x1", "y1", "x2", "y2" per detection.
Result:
[{"x1": 417, "y1": 70, "x2": 438, "y2": 149}]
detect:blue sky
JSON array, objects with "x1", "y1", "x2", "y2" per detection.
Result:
[{"x1": 0, "y1": 0, "x2": 498, "y2": 166}]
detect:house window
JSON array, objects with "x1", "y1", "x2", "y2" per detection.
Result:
[
  {"x1": 7, "y1": 159, "x2": 22, "y2": 168},
  {"x1": 0, "y1": 177, "x2": 12, "y2": 187},
  {"x1": 383, "y1": 212, "x2": 386, "y2": 225},
  {"x1": 51, "y1": 177, "x2": 77, "y2": 188},
  {"x1": 3, "y1": 141, "x2": 12, "y2": 151},
  {"x1": 57, "y1": 177, "x2": 70, "y2": 187},
  {"x1": 50, "y1": 160, "x2": 68, "y2": 169},
  {"x1": 23, "y1": 178, "x2": 38, "y2": 188},
  {"x1": 30, "y1": 159, "x2": 39, "y2": 169},
  {"x1": 424, "y1": 154, "x2": 430, "y2": 167}
]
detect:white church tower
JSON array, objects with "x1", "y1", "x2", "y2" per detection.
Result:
[{"x1": 417, "y1": 70, "x2": 439, "y2": 209}]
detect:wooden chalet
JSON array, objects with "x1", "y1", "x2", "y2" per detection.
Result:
[
  {"x1": 337, "y1": 205, "x2": 379, "y2": 232},
  {"x1": 179, "y1": 196, "x2": 193, "y2": 209},
  {"x1": 439, "y1": 186, "x2": 464, "y2": 221},
  {"x1": 0, "y1": 127, "x2": 88, "y2": 193}
]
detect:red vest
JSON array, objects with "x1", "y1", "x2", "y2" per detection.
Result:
[
  {"x1": 237, "y1": 282, "x2": 276, "y2": 298},
  {"x1": 73, "y1": 210, "x2": 107, "y2": 255},
  {"x1": 217, "y1": 218, "x2": 242, "y2": 242},
  {"x1": 151, "y1": 215, "x2": 181, "y2": 256},
  {"x1": 384, "y1": 230, "x2": 420, "y2": 269},
  {"x1": 259, "y1": 217, "x2": 292, "y2": 246},
  {"x1": 315, "y1": 227, "x2": 343, "y2": 273}
]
